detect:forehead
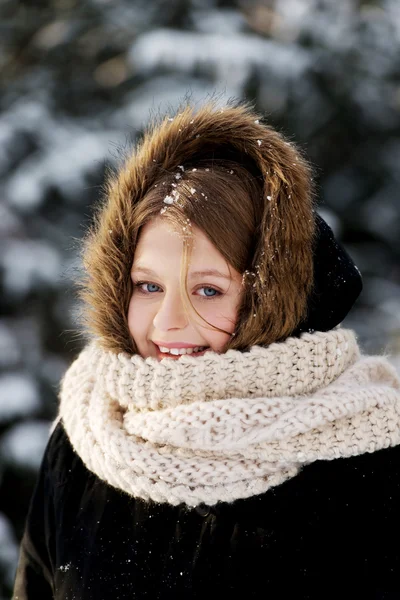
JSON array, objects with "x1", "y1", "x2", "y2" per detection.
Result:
[{"x1": 134, "y1": 218, "x2": 222, "y2": 263}]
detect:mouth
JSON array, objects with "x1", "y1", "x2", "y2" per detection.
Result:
[{"x1": 153, "y1": 343, "x2": 210, "y2": 360}]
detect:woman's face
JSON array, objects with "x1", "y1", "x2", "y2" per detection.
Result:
[{"x1": 128, "y1": 218, "x2": 243, "y2": 361}]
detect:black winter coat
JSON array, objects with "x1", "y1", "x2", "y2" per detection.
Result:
[{"x1": 13, "y1": 420, "x2": 400, "y2": 600}]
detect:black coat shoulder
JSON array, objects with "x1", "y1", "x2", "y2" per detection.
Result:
[{"x1": 13, "y1": 421, "x2": 400, "y2": 600}]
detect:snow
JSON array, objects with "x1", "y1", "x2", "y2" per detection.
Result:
[
  {"x1": 1, "y1": 421, "x2": 51, "y2": 470},
  {"x1": 5, "y1": 129, "x2": 116, "y2": 211},
  {"x1": 1, "y1": 239, "x2": 62, "y2": 298},
  {"x1": 0, "y1": 374, "x2": 40, "y2": 423},
  {"x1": 128, "y1": 29, "x2": 311, "y2": 94},
  {"x1": 1, "y1": 99, "x2": 121, "y2": 212},
  {"x1": 192, "y1": 8, "x2": 246, "y2": 34}
]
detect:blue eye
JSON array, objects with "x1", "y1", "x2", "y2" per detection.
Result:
[
  {"x1": 200, "y1": 287, "x2": 218, "y2": 297},
  {"x1": 133, "y1": 282, "x2": 160, "y2": 294},
  {"x1": 133, "y1": 281, "x2": 221, "y2": 300}
]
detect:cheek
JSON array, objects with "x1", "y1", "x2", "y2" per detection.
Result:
[
  {"x1": 127, "y1": 296, "x2": 151, "y2": 339},
  {"x1": 198, "y1": 296, "x2": 239, "y2": 331},
  {"x1": 201, "y1": 297, "x2": 240, "y2": 351}
]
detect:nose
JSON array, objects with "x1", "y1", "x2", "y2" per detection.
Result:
[{"x1": 152, "y1": 289, "x2": 189, "y2": 332}]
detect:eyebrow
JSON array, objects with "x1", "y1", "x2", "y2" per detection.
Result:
[{"x1": 131, "y1": 265, "x2": 232, "y2": 281}]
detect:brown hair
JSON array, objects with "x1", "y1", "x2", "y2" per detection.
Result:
[{"x1": 76, "y1": 98, "x2": 316, "y2": 355}]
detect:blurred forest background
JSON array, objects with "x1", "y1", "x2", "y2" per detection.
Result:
[{"x1": 1, "y1": 0, "x2": 400, "y2": 596}]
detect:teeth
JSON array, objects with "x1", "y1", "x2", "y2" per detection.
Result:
[{"x1": 158, "y1": 345, "x2": 207, "y2": 355}]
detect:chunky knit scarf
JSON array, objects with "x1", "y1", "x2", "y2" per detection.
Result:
[{"x1": 59, "y1": 328, "x2": 400, "y2": 507}]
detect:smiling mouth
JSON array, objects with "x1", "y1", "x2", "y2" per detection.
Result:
[{"x1": 154, "y1": 344, "x2": 210, "y2": 358}]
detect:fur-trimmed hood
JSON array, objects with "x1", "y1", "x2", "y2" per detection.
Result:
[{"x1": 76, "y1": 97, "x2": 361, "y2": 354}]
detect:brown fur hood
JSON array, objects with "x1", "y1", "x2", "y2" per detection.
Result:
[{"x1": 76, "y1": 97, "x2": 317, "y2": 355}]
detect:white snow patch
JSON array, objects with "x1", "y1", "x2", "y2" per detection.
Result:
[
  {"x1": 1, "y1": 239, "x2": 62, "y2": 297},
  {"x1": 2, "y1": 99, "x2": 120, "y2": 212},
  {"x1": 1, "y1": 421, "x2": 51, "y2": 470},
  {"x1": 0, "y1": 373, "x2": 40, "y2": 422},
  {"x1": 128, "y1": 29, "x2": 311, "y2": 92},
  {"x1": 193, "y1": 8, "x2": 246, "y2": 34}
]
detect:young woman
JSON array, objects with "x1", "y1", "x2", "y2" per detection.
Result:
[{"x1": 13, "y1": 98, "x2": 400, "y2": 599}]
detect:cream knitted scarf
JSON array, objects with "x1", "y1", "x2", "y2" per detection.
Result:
[{"x1": 59, "y1": 328, "x2": 400, "y2": 507}]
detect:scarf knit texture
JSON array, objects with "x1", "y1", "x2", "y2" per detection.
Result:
[{"x1": 59, "y1": 328, "x2": 400, "y2": 507}]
